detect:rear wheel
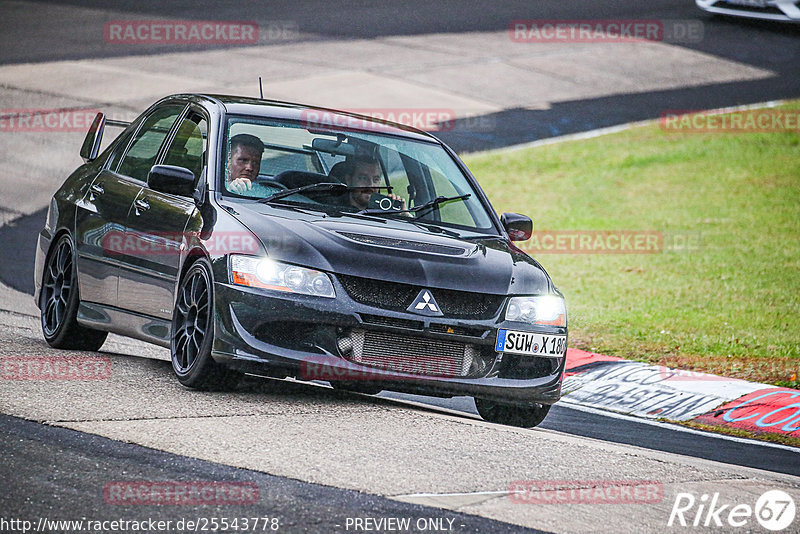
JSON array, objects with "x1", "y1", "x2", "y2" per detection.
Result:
[
  {"x1": 40, "y1": 234, "x2": 108, "y2": 350},
  {"x1": 474, "y1": 398, "x2": 551, "y2": 428},
  {"x1": 171, "y1": 258, "x2": 241, "y2": 390}
]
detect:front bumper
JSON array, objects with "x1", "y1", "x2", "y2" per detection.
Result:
[
  {"x1": 211, "y1": 279, "x2": 566, "y2": 406},
  {"x1": 33, "y1": 228, "x2": 53, "y2": 306}
]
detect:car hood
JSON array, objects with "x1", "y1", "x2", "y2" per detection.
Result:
[{"x1": 227, "y1": 203, "x2": 552, "y2": 295}]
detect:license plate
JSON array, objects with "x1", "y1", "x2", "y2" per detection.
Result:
[{"x1": 496, "y1": 329, "x2": 566, "y2": 356}]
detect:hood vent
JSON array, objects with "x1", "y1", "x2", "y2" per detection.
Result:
[{"x1": 336, "y1": 232, "x2": 467, "y2": 256}]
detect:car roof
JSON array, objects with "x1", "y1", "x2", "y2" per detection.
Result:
[{"x1": 182, "y1": 93, "x2": 439, "y2": 143}]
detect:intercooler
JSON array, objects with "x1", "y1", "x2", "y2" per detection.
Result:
[{"x1": 342, "y1": 329, "x2": 478, "y2": 378}]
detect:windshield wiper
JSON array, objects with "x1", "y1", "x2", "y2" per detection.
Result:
[
  {"x1": 358, "y1": 193, "x2": 471, "y2": 216},
  {"x1": 405, "y1": 219, "x2": 462, "y2": 238},
  {"x1": 258, "y1": 182, "x2": 349, "y2": 203}
]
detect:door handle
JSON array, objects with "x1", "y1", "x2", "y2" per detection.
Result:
[
  {"x1": 133, "y1": 198, "x2": 150, "y2": 215},
  {"x1": 89, "y1": 183, "x2": 104, "y2": 199}
]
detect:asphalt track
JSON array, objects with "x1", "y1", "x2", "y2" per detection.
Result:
[
  {"x1": 1, "y1": 2, "x2": 799, "y2": 533},
  {"x1": 1, "y1": 414, "x2": 544, "y2": 534},
  {"x1": 378, "y1": 392, "x2": 800, "y2": 477}
]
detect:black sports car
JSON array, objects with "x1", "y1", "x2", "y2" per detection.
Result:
[{"x1": 33, "y1": 94, "x2": 567, "y2": 427}]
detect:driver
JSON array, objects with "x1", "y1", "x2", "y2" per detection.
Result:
[
  {"x1": 342, "y1": 155, "x2": 406, "y2": 211},
  {"x1": 226, "y1": 134, "x2": 264, "y2": 195}
]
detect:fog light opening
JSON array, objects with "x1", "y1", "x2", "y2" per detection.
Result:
[{"x1": 337, "y1": 335, "x2": 354, "y2": 356}]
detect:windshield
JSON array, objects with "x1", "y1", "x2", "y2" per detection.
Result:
[{"x1": 220, "y1": 116, "x2": 496, "y2": 233}]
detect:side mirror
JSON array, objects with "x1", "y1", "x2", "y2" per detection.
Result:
[
  {"x1": 501, "y1": 212, "x2": 533, "y2": 241},
  {"x1": 80, "y1": 113, "x2": 106, "y2": 163},
  {"x1": 147, "y1": 165, "x2": 196, "y2": 197}
]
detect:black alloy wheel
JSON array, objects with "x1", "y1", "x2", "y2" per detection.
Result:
[
  {"x1": 171, "y1": 258, "x2": 240, "y2": 390},
  {"x1": 40, "y1": 234, "x2": 107, "y2": 350}
]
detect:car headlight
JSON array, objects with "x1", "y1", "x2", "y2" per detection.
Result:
[
  {"x1": 229, "y1": 255, "x2": 335, "y2": 298},
  {"x1": 504, "y1": 296, "x2": 566, "y2": 327}
]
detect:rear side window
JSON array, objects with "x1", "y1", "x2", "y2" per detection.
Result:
[
  {"x1": 104, "y1": 128, "x2": 135, "y2": 171},
  {"x1": 116, "y1": 105, "x2": 184, "y2": 181},
  {"x1": 163, "y1": 112, "x2": 208, "y2": 184}
]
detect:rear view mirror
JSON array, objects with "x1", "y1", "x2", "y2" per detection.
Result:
[
  {"x1": 311, "y1": 138, "x2": 356, "y2": 157},
  {"x1": 501, "y1": 212, "x2": 533, "y2": 241},
  {"x1": 148, "y1": 165, "x2": 196, "y2": 197},
  {"x1": 80, "y1": 113, "x2": 106, "y2": 163}
]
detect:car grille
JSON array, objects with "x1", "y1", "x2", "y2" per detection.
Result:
[
  {"x1": 338, "y1": 274, "x2": 504, "y2": 319},
  {"x1": 346, "y1": 329, "x2": 477, "y2": 378},
  {"x1": 360, "y1": 314, "x2": 424, "y2": 331}
]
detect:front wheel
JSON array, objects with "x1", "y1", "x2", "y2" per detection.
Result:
[
  {"x1": 474, "y1": 398, "x2": 551, "y2": 428},
  {"x1": 40, "y1": 234, "x2": 108, "y2": 350},
  {"x1": 171, "y1": 258, "x2": 241, "y2": 390}
]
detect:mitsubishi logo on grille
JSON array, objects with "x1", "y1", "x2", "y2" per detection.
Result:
[{"x1": 408, "y1": 289, "x2": 443, "y2": 316}]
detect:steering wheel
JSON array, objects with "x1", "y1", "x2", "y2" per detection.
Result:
[{"x1": 255, "y1": 175, "x2": 288, "y2": 189}]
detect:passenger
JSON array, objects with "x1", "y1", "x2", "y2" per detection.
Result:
[
  {"x1": 341, "y1": 155, "x2": 407, "y2": 212},
  {"x1": 226, "y1": 134, "x2": 264, "y2": 195}
]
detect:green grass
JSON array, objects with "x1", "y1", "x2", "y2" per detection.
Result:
[{"x1": 464, "y1": 103, "x2": 800, "y2": 384}]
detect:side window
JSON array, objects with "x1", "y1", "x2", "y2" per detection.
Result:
[
  {"x1": 104, "y1": 128, "x2": 135, "y2": 171},
  {"x1": 163, "y1": 112, "x2": 208, "y2": 184},
  {"x1": 116, "y1": 105, "x2": 184, "y2": 182}
]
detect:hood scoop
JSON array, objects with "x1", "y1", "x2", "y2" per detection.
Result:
[{"x1": 335, "y1": 231, "x2": 469, "y2": 257}]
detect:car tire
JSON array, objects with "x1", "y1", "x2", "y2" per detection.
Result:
[
  {"x1": 40, "y1": 234, "x2": 108, "y2": 351},
  {"x1": 330, "y1": 381, "x2": 383, "y2": 395},
  {"x1": 474, "y1": 398, "x2": 551, "y2": 428},
  {"x1": 171, "y1": 257, "x2": 241, "y2": 390}
]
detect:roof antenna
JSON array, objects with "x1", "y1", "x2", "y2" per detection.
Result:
[{"x1": 258, "y1": 76, "x2": 263, "y2": 99}]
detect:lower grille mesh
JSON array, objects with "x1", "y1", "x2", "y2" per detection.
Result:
[{"x1": 347, "y1": 330, "x2": 475, "y2": 378}]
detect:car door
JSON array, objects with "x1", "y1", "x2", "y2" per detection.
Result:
[
  {"x1": 117, "y1": 109, "x2": 208, "y2": 319},
  {"x1": 74, "y1": 124, "x2": 137, "y2": 308},
  {"x1": 75, "y1": 103, "x2": 185, "y2": 309}
]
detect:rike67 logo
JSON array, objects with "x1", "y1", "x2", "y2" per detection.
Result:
[{"x1": 668, "y1": 490, "x2": 796, "y2": 531}]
